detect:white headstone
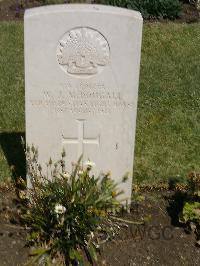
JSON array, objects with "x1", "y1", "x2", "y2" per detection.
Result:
[{"x1": 25, "y1": 4, "x2": 143, "y2": 202}]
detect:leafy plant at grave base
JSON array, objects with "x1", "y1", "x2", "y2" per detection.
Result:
[
  {"x1": 188, "y1": 0, "x2": 200, "y2": 8},
  {"x1": 37, "y1": 0, "x2": 66, "y2": 5},
  {"x1": 22, "y1": 145, "x2": 131, "y2": 265},
  {"x1": 103, "y1": 0, "x2": 182, "y2": 20},
  {"x1": 132, "y1": 183, "x2": 145, "y2": 203},
  {"x1": 38, "y1": 0, "x2": 88, "y2": 4},
  {"x1": 179, "y1": 172, "x2": 200, "y2": 245}
]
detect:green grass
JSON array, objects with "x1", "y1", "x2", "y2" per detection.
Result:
[
  {"x1": 0, "y1": 22, "x2": 24, "y2": 180},
  {"x1": 134, "y1": 22, "x2": 200, "y2": 184},
  {"x1": 0, "y1": 21, "x2": 200, "y2": 184}
]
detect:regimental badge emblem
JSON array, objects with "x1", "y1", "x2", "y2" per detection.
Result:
[{"x1": 57, "y1": 27, "x2": 110, "y2": 76}]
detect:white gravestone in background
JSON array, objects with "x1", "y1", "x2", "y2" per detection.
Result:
[{"x1": 25, "y1": 4, "x2": 143, "y2": 202}]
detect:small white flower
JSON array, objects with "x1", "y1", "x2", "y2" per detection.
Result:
[
  {"x1": 78, "y1": 170, "x2": 84, "y2": 175},
  {"x1": 54, "y1": 204, "x2": 66, "y2": 215},
  {"x1": 95, "y1": 244, "x2": 100, "y2": 249},
  {"x1": 63, "y1": 172, "x2": 70, "y2": 178},
  {"x1": 84, "y1": 160, "x2": 96, "y2": 168},
  {"x1": 90, "y1": 232, "x2": 94, "y2": 238}
]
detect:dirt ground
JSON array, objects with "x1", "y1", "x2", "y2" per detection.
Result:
[
  {"x1": 100, "y1": 190, "x2": 200, "y2": 265},
  {"x1": 0, "y1": 185, "x2": 200, "y2": 266},
  {"x1": 0, "y1": 185, "x2": 29, "y2": 266},
  {"x1": 0, "y1": 0, "x2": 199, "y2": 23}
]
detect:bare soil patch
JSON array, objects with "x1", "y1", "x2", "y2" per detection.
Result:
[
  {"x1": 100, "y1": 190, "x2": 200, "y2": 265},
  {"x1": 0, "y1": 185, "x2": 29, "y2": 266}
]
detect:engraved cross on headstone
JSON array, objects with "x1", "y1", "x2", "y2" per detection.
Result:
[{"x1": 62, "y1": 119, "x2": 100, "y2": 159}]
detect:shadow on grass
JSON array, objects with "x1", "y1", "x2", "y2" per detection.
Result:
[{"x1": 0, "y1": 132, "x2": 26, "y2": 180}]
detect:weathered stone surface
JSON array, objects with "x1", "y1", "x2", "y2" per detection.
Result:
[{"x1": 25, "y1": 4, "x2": 143, "y2": 202}]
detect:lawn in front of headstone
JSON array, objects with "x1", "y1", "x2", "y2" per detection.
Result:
[{"x1": 0, "y1": 21, "x2": 200, "y2": 185}]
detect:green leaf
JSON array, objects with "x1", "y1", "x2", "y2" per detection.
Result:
[
  {"x1": 69, "y1": 248, "x2": 83, "y2": 262},
  {"x1": 26, "y1": 251, "x2": 50, "y2": 266},
  {"x1": 71, "y1": 155, "x2": 83, "y2": 192},
  {"x1": 30, "y1": 247, "x2": 50, "y2": 256},
  {"x1": 87, "y1": 242, "x2": 97, "y2": 262}
]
